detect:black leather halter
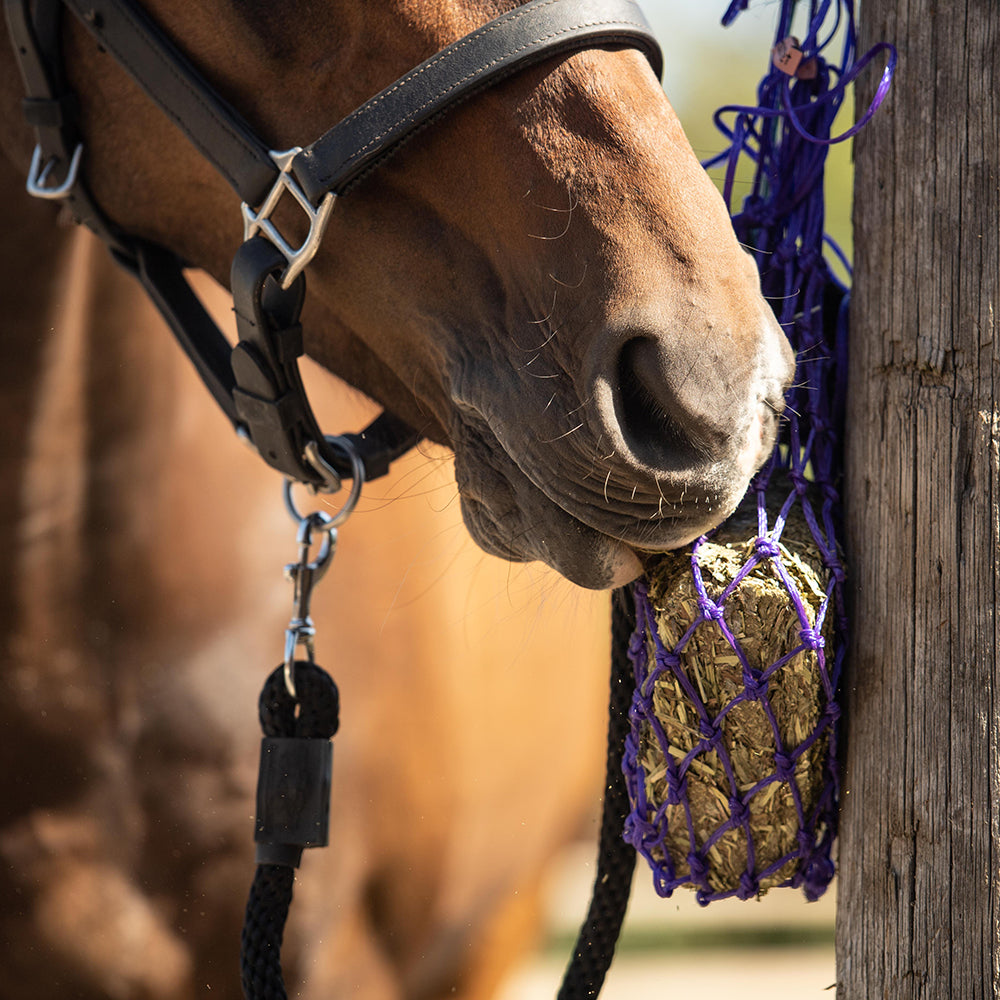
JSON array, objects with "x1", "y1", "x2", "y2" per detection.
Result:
[{"x1": 5, "y1": 0, "x2": 662, "y2": 488}]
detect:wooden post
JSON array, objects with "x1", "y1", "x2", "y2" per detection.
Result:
[{"x1": 838, "y1": 3, "x2": 1000, "y2": 997}]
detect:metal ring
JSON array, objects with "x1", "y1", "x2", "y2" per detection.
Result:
[
  {"x1": 284, "y1": 439, "x2": 365, "y2": 528},
  {"x1": 301, "y1": 436, "x2": 366, "y2": 528},
  {"x1": 284, "y1": 478, "x2": 327, "y2": 527}
]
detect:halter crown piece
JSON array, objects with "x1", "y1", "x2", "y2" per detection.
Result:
[{"x1": 5, "y1": 2, "x2": 663, "y2": 998}]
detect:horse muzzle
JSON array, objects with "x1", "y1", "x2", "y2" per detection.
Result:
[{"x1": 450, "y1": 307, "x2": 794, "y2": 590}]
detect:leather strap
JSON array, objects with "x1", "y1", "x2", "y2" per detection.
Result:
[
  {"x1": 293, "y1": 0, "x2": 663, "y2": 202},
  {"x1": 228, "y1": 238, "x2": 420, "y2": 486},
  {"x1": 4, "y1": 0, "x2": 129, "y2": 250},
  {"x1": 128, "y1": 242, "x2": 241, "y2": 426},
  {"x1": 5, "y1": 0, "x2": 60, "y2": 102},
  {"x1": 121, "y1": 235, "x2": 415, "y2": 486},
  {"x1": 230, "y1": 238, "x2": 325, "y2": 485},
  {"x1": 57, "y1": 0, "x2": 661, "y2": 209},
  {"x1": 338, "y1": 412, "x2": 421, "y2": 483},
  {"x1": 61, "y1": 0, "x2": 277, "y2": 206}
]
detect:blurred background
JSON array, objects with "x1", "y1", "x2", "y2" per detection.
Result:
[{"x1": 497, "y1": 2, "x2": 854, "y2": 996}]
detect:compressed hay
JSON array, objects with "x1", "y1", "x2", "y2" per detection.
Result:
[{"x1": 633, "y1": 500, "x2": 833, "y2": 897}]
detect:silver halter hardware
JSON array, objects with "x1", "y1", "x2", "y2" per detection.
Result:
[
  {"x1": 280, "y1": 436, "x2": 366, "y2": 697},
  {"x1": 281, "y1": 509, "x2": 334, "y2": 699},
  {"x1": 241, "y1": 147, "x2": 336, "y2": 290},
  {"x1": 26, "y1": 142, "x2": 83, "y2": 199}
]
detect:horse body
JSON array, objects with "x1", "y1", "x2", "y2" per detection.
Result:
[{"x1": 0, "y1": 1, "x2": 793, "y2": 996}]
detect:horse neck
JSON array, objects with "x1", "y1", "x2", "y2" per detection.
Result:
[
  {"x1": 1, "y1": 153, "x2": 77, "y2": 652},
  {"x1": 1, "y1": 154, "x2": 178, "y2": 681}
]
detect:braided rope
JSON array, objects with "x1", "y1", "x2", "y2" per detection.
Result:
[
  {"x1": 240, "y1": 663, "x2": 339, "y2": 1000},
  {"x1": 557, "y1": 589, "x2": 637, "y2": 999},
  {"x1": 240, "y1": 865, "x2": 296, "y2": 1000}
]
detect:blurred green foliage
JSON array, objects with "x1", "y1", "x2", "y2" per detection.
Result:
[{"x1": 644, "y1": 3, "x2": 856, "y2": 282}]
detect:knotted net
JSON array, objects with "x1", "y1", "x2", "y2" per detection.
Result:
[{"x1": 622, "y1": 0, "x2": 895, "y2": 904}]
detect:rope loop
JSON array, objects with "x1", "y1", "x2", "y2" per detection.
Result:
[
  {"x1": 259, "y1": 662, "x2": 340, "y2": 740},
  {"x1": 242, "y1": 662, "x2": 340, "y2": 1000}
]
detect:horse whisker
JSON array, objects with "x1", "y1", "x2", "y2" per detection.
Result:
[
  {"x1": 548, "y1": 261, "x2": 587, "y2": 289},
  {"x1": 540, "y1": 422, "x2": 584, "y2": 444}
]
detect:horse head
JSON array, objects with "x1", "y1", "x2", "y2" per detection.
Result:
[{"x1": 0, "y1": 0, "x2": 794, "y2": 589}]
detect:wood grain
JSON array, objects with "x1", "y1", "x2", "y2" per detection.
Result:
[{"x1": 838, "y1": 3, "x2": 1000, "y2": 997}]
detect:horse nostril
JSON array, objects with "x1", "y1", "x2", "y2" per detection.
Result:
[{"x1": 615, "y1": 337, "x2": 710, "y2": 471}]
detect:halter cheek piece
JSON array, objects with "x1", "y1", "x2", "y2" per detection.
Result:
[{"x1": 5, "y1": 0, "x2": 662, "y2": 491}]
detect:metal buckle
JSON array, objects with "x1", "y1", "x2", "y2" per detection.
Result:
[
  {"x1": 241, "y1": 147, "x2": 335, "y2": 290},
  {"x1": 26, "y1": 143, "x2": 83, "y2": 200}
]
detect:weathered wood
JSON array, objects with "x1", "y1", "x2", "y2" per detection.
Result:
[{"x1": 838, "y1": 3, "x2": 1000, "y2": 997}]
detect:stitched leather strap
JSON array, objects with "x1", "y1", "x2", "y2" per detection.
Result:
[
  {"x1": 61, "y1": 0, "x2": 277, "y2": 205},
  {"x1": 293, "y1": 0, "x2": 663, "y2": 202},
  {"x1": 57, "y1": 0, "x2": 660, "y2": 208}
]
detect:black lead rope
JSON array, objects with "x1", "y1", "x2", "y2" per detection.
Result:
[
  {"x1": 241, "y1": 662, "x2": 340, "y2": 1000},
  {"x1": 557, "y1": 587, "x2": 637, "y2": 999},
  {"x1": 239, "y1": 588, "x2": 637, "y2": 1000}
]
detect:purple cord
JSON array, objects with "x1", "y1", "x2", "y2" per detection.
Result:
[{"x1": 622, "y1": 0, "x2": 895, "y2": 903}]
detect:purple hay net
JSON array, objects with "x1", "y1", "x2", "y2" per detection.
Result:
[{"x1": 622, "y1": 0, "x2": 895, "y2": 905}]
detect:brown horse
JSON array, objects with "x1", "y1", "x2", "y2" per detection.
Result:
[
  {"x1": 0, "y1": 166, "x2": 611, "y2": 999},
  {"x1": 0, "y1": 1, "x2": 793, "y2": 998}
]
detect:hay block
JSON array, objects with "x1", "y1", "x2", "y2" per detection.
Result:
[{"x1": 632, "y1": 502, "x2": 833, "y2": 897}]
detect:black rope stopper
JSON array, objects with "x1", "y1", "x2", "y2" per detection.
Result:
[
  {"x1": 557, "y1": 586, "x2": 637, "y2": 999},
  {"x1": 240, "y1": 662, "x2": 340, "y2": 1000}
]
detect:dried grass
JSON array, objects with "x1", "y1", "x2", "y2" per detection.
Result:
[{"x1": 638, "y1": 504, "x2": 831, "y2": 895}]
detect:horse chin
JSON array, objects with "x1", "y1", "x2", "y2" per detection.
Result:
[
  {"x1": 451, "y1": 420, "x2": 751, "y2": 591},
  {"x1": 458, "y1": 492, "x2": 643, "y2": 591},
  {"x1": 451, "y1": 405, "x2": 771, "y2": 590}
]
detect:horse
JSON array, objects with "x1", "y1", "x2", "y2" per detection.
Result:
[{"x1": 0, "y1": 1, "x2": 794, "y2": 997}]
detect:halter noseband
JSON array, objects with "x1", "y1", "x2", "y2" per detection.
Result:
[{"x1": 5, "y1": 0, "x2": 662, "y2": 490}]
